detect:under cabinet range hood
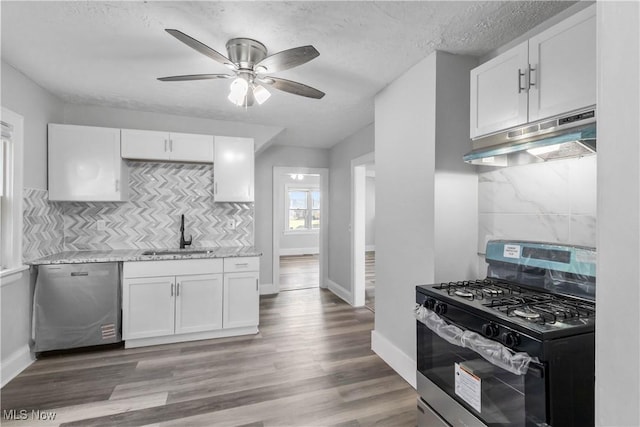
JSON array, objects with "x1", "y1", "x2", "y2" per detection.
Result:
[{"x1": 464, "y1": 108, "x2": 596, "y2": 167}]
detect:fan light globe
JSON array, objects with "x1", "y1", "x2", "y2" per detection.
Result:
[
  {"x1": 228, "y1": 77, "x2": 249, "y2": 106},
  {"x1": 253, "y1": 84, "x2": 271, "y2": 105}
]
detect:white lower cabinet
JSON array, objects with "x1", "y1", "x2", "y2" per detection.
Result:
[
  {"x1": 122, "y1": 257, "x2": 259, "y2": 348},
  {"x1": 224, "y1": 272, "x2": 260, "y2": 329}
]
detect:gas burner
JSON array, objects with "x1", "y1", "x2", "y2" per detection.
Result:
[
  {"x1": 513, "y1": 309, "x2": 541, "y2": 320},
  {"x1": 454, "y1": 290, "x2": 474, "y2": 298},
  {"x1": 482, "y1": 287, "x2": 504, "y2": 297}
]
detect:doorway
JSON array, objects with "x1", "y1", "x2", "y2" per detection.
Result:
[
  {"x1": 272, "y1": 167, "x2": 329, "y2": 293},
  {"x1": 351, "y1": 153, "x2": 375, "y2": 309}
]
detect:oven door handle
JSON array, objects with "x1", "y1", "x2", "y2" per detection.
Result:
[{"x1": 415, "y1": 304, "x2": 537, "y2": 376}]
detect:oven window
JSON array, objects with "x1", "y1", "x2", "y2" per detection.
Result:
[{"x1": 417, "y1": 322, "x2": 528, "y2": 426}]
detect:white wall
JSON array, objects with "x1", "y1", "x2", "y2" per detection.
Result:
[
  {"x1": 595, "y1": 2, "x2": 640, "y2": 425},
  {"x1": 255, "y1": 145, "x2": 330, "y2": 287},
  {"x1": 327, "y1": 124, "x2": 374, "y2": 293},
  {"x1": 279, "y1": 174, "x2": 320, "y2": 255},
  {"x1": 373, "y1": 51, "x2": 476, "y2": 384},
  {"x1": 62, "y1": 103, "x2": 284, "y2": 152},
  {"x1": 365, "y1": 176, "x2": 375, "y2": 249},
  {"x1": 1, "y1": 61, "x2": 64, "y2": 189}
]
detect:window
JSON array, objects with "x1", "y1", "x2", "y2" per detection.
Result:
[
  {"x1": 286, "y1": 188, "x2": 320, "y2": 231},
  {"x1": 1, "y1": 108, "x2": 24, "y2": 272}
]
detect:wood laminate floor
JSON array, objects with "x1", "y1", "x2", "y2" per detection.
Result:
[
  {"x1": 0, "y1": 288, "x2": 416, "y2": 427},
  {"x1": 280, "y1": 255, "x2": 319, "y2": 291}
]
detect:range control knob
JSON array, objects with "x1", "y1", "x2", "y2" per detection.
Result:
[
  {"x1": 482, "y1": 323, "x2": 500, "y2": 338},
  {"x1": 425, "y1": 299, "x2": 436, "y2": 310},
  {"x1": 501, "y1": 331, "x2": 520, "y2": 348},
  {"x1": 434, "y1": 303, "x2": 447, "y2": 315}
]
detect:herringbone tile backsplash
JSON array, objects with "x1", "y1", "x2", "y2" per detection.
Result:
[{"x1": 23, "y1": 162, "x2": 254, "y2": 260}]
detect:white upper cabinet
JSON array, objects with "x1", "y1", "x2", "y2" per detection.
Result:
[
  {"x1": 528, "y1": 6, "x2": 596, "y2": 122},
  {"x1": 470, "y1": 42, "x2": 529, "y2": 138},
  {"x1": 213, "y1": 136, "x2": 254, "y2": 202},
  {"x1": 121, "y1": 129, "x2": 213, "y2": 163},
  {"x1": 470, "y1": 5, "x2": 596, "y2": 138},
  {"x1": 48, "y1": 124, "x2": 128, "y2": 202}
]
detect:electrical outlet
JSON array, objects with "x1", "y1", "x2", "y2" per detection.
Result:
[
  {"x1": 96, "y1": 220, "x2": 106, "y2": 231},
  {"x1": 226, "y1": 219, "x2": 236, "y2": 230}
]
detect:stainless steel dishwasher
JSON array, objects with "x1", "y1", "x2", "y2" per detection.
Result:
[{"x1": 33, "y1": 263, "x2": 121, "y2": 352}]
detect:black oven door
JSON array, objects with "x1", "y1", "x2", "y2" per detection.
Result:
[{"x1": 417, "y1": 320, "x2": 547, "y2": 427}]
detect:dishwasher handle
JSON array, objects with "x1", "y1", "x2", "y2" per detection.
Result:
[{"x1": 70, "y1": 271, "x2": 89, "y2": 277}]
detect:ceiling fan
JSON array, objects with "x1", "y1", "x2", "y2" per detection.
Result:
[{"x1": 158, "y1": 29, "x2": 325, "y2": 107}]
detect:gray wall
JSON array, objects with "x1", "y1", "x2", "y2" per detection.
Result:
[
  {"x1": 255, "y1": 145, "x2": 330, "y2": 286},
  {"x1": 327, "y1": 123, "x2": 374, "y2": 293},
  {"x1": 374, "y1": 51, "x2": 477, "y2": 372},
  {"x1": 1, "y1": 61, "x2": 64, "y2": 189},
  {"x1": 365, "y1": 176, "x2": 375, "y2": 248},
  {"x1": 1, "y1": 60, "x2": 64, "y2": 383},
  {"x1": 596, "y1": 2, "x2": 640, "y2": 425}
]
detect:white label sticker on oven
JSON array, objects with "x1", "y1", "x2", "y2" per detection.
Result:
[
  {"x1": 455, "y1": 363, "x2": 481, "y2": 413},
  {"x1": 503, "y1": 244, "x2": 521, "y2": 259}
]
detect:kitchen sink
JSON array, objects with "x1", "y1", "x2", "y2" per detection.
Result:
[{"x1": 142, "y1": 249, "x2": 214, "y2": 256}]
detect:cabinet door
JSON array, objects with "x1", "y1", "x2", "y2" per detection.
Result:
[
  {"x1": 121, "y1": 129, "x2": 171, "y2": 161},
  {"x1": 175, "y1": 273, "x2": 223, "y2": 334},
  {"x1": 470, "y1": 42, "x2": 529, "y2": 138},
  {"x1": 528, "y1": 5, "x2": 596, "y2": 122},
  {"x1": 48, "y1": 124, "x2": 128, "y2": 201},
  {"x1": 123, "y1": 276, "x2": 175, "y2": 340},
  {"x1": 214, "y1": 136, "x2": 254, "y2": 202},
  {"x1": 223, "y1": 272, "x2": 259, "y2": 328},
  {"x1": 169, "y1": 132, "x2": 214, "y2": 163}
]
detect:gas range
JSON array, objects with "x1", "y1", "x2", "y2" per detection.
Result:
[
  {"x1": 417, "y1": 277, "x2": 595, "y2": 340},
  {"x1": 415, "y1": 241, "x2": 596, "y2": 427}
]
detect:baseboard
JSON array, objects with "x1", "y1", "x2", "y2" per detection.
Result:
[
  {"x1": 365, "y1": 245, "x2": 376, "y2": 252},
  {"x1": 326, "y1": 278, "x2": 353, "y2": 305},
  {"x1": 1, "y1": 344, "x2": 34, "y2": 388},
  {"x1": 371, "y1": 330, "x2": 416, "y2": 389},
  {"x1": 125, "y1": 326, "x2": 259, "y2": 349},
  {"x1": 260, "y1": 282, "x2": 277, "y2": 295},
  {"x1": 279, "y1": 248, "x2": 319, "y2": 256}
]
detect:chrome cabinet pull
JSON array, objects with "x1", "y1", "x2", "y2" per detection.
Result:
[
  {"x1": 169, "y1": 139, "x2": 173, "y2": 152},
  {"x1": 528, "y1": 64, "x2": 537, "y2": 89},
  {"x1": 235, "y1": 263, "x2": 249, "y2": 267},
  {"x1": 517, "y1": 68, "x2": 527, "y2": 93},
  {"x1": 176, "y1": 282, "x2": 180, "y2": 296},
  {"x1": 256, "y1": 278, "x2": 259, "y2": 291},
  {"x1": 164, "y1": 139, "x2": 168, "y2": 152},
  {"x1": 115, "y1": 179, "x2": 119, "y2": 192},
  {"x1": 171, "y1": 283, "x2": 174, "y2": 296}
]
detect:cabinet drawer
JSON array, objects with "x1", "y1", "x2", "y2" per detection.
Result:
[
  {"x1": 224, "y1": 257, "x2": 259, "y2": 273},
  {"x1": 124, "y1": 258, "x2": 223, "y2": 278}
]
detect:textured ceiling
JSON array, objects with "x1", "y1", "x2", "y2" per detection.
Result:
[{"x1": 1, "y1": 1, "x2": 575, "y2": 149}]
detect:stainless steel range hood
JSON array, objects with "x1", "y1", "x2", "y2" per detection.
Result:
[{"x1": 464, "y1": 108, "x2": 596, "y2": 167}]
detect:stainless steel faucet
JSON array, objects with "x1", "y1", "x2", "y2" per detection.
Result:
[{"x1": 179, "y1": 214, "x2": 192, "y2": 249}]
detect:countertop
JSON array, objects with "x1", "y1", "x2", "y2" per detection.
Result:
[{"x1": 28, "y1": 247, "x2": 262, "y2": 265}]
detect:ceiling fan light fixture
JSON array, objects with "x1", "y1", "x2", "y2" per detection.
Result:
[
  {"x1": 228, "y1": 77, "x2": 249, "y2": 106},
  {"x1": 253, "y1": 84, "x2": 271, "y2": 105}
]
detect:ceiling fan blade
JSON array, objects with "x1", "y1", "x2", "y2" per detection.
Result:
[
  {"x1": 165, "y1": 29, "x2": 235, "y2": 68},
  {"x1": 254, "y1": 45, "x2": 319, "y2": 73},
  {"x1": 260, "y1": 77, "x2": 325, "y2": 99},
  {"x1": 157, "y1": 74, "x2": 232, "y2": 82}
]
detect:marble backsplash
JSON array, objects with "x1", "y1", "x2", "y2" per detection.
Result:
[
  {"x1": 23, "y1": 161, "x2": 254, "y2": 260},
  {"x1": 478, "y1": 155, "x2": 596, "y2": 253}
]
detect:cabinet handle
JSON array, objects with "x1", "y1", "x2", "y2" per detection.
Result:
[
  {"x1": 176, "y1": 282, "x2": 180, "y2": 296},
  {"x1": 248, "y1": 185, "x2": 251, "y2": 196},
  {"x1": 214, "y1": 182, "x2": 218, "y2": 194},
  {"x1": 517, "y1": 68, "x2": 527, "y2": 93},
  {"x1": 164, "y1": 139, "x2": 168, "y2": 152},
  {"x1": 235, "y1": 263, "x2": 249, "y2": 267},
  {"x1": 171, "y1": 283, "x2": 174, "y2": 296},
  {"x1": 256, "y1": 278, "x2": 259, "y2": 291},
  {"x1": 528, "y1": 64, "x2": 537, "y2": 89},
  {"x1": 115, "y1": 179, "x2": 119, "y2": 192},
  {"x1": 169, "y1": 139, "x2": 173, "y2": 152}
]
